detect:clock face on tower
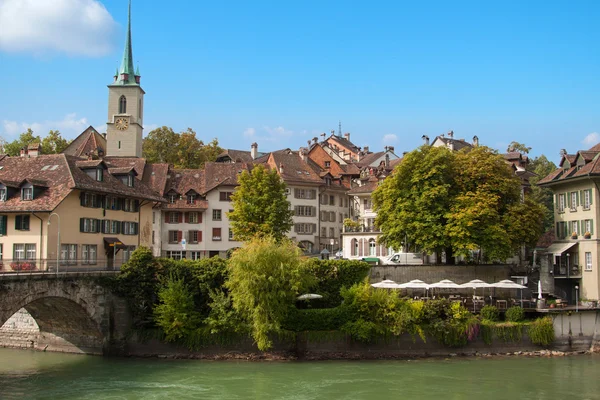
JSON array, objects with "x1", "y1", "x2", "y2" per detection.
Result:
[{"x1": 115, "y1": 117, "x2": 129, "y2": 131}]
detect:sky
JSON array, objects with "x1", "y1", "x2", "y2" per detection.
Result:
[{"x1": 0, "y1": 0, "x2": 599, "y2": 163}]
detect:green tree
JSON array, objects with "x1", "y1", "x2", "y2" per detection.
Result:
[
  {"x1": 41, "y1": 130, "x2": 70, "y2": 154},
  {"x1": 372, "y1": 145, "x2": 457, "y2": 262},
  {"x1": 226, "y1": 236, "x2": 315, "y2": 350},
  {"x1": 507, "y1": 141, "x2": 532, "y2": 154},
  {"x1": 154, "y1": 275, "x2": 202, "y2": 342},
  {"x1": 528, "y1": 155, "x2": 557, "y2": 231},
  {"x1": 228, "y1": 165, "x2": 293, "y2": 242},
  {"x1": 4, "y1": 129, "x2": 41, "y2": 156},
  {"x1": 142, "y1": 126, "x2": 223, "y2": 168},
  {"x1": 373, "y1": 146, "x2": 546, "y2": 263}
]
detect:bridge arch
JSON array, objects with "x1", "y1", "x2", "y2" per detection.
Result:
[{"x1": 0, "y1": 275, "x2": 115, "y2": 354}]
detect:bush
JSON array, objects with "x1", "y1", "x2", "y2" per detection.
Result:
[
  {"x1": 505, "y1": 306, "x2": 525, "y2": 322},
  {"x1": 153, "y1": 275, "x2": 202, "y2": 342},
  {"x1": 303, "y1": 259, "x2": 371, "y2": 307},
  {"x1": 426, "y1": 301, "x2": 480, "y2": 347},
  {"x1": 480, "y1": 305, "x2": 499, "y2": 321},
  {"x1": 282, "y1": 307, "x2": 351, "y2": 332},
  {"x1": 529, "y1": 316, "x2": 554, "y2": 346}
]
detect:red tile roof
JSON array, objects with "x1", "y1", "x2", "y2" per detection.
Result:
[{"x1": 62, "y1": 126, "x2": 107, "y2": 158}]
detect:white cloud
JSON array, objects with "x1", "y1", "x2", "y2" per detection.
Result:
[
  {"x1": 382, "y1": 134, "x2": 398, "y2": 144},
  {"x1": 582, "y1": 132, "x2": 600, "y2": 146},
  {"x1": 1, "y1": 113, "x2": 90, "y2": 140},
  {"x1": 0, "y1": 0, "x2": 118, "y2": 57},
  {"x1": 242, "y1": 126, "x2": 293, "y2": 143}
]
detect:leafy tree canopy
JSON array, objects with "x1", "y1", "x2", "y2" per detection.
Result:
[
  {"x1": 528, "y1": 154, "x2": 557, "y2": 231},
  {"x1": 228, "y1": 164, "x2": 294, "y2": 242},
  {"x1": 3, "y1": 129, "x2": 71, "y2": 156},
  {"x1": 507, "y1": 141, "x2": 532, "y2": 154},
  {"x1": 373, "y1": 145, "x2": 545, "y2": 263},
  {"x1": 142, "y1": 126, "x2": 222, "y2": 168}
]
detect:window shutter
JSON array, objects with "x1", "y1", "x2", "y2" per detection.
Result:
[
  {"x1": 591, "y1": 220, "x2": 594, "y2": 236},
  {"x1": 15, "y1": 215, "x2": 21, "y2": 230},
  {"x1": 564, "y1": 223, "x2": 568, "y2": 238},
  {"x1": 80, "y1": 218, "x2": 85, "y2": 232},
  {"x1": 134, "y1": 223, "x2": 139, "y2": 235},
  {"x1": 94, "y1": 219, "x2": 100, "y2": 233},
  {"x1": 376, "y1": 244, "x2": 381, "y2": 257},
  {"x1": 80, "y1": 192, "x2": 85, "y2": 206},
  {"x1": 121, "y1": 221, "x2": 126, "y2": 234},
  {"x1": 23, "y1": 215, "x2": 29, "y2": 230},
  {"x1": 577, "y1": 191, "x2": 580, "y2": 206},
  {"x1": 101, "y1": 220, "x2": 107, "y2": 234},
  {"x1": 590, "y1": 189, "x2": 593, "y2": 205},
  {"x1": 185, "y1": 212, "x2": 189, "y2": 223},
  {"x1": 177, "y1": 231, "x2": 182, "y2": 242},
  {"x1": 178, "y1": 212, "x2": 183, "y2": 223},
  {"x1": 134, "y1": 200, "x2": 140, "y2": 212},
  {"x1": 0, "y1": 215, "x2": 7, "y2": 235},
  {"x1": 116, "y1": 221, "x2": 121, "y2": 234},
  {"x1": 311, "y1": 189, "x2": 316, "y2": 199},
  {"x1": 117, "y1": 198, "x2": 123, "y2": 211},
  {"x1": 312, "y1": 223, "x2": 316, "y2": 233},
  {"x1": 199, "y1": 212, "x2": 203, "y2": 223},
  {"x1": 554, "y1": 194, "x2": 558, "y2": 210},
  {"x1": 567, "y1": 192, "x2": 571, "y2": 208},
  {"x1": 359, "y1": 239, "x2": 363, "y2": 257}
]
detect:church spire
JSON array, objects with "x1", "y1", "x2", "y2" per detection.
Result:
[{"x1": 115, "y1": 0, "x2": 138, "y2": 85}]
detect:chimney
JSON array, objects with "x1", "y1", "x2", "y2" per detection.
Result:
[
  {"x1": 313, "y1": 137, "x2": 318, "y2": 144},
  {"x1": 344, "y1": 133, "x2": 350, "y2": 141},
  {"x1": 28, "y1": 143, "x2": 40, "y2": 158},
  {"x1": 384, "y1": 146, "x2": 388, "y2": 152},
  {"x1": 20, "y1": 147, "x2": 27, "y2": 157},
  {"x1": 448, "y1": 141, "x2": 455, "y2": 151},
  {"x1": 560, "y1": 149, "x2": 567, "y2": 157},
  {"x1": 279, "y1": 163, "x2": 284, "y2": 174},
  {"x1": 299, "y1": 148, "x2": 306, "y2": 161},
  {"x1": 320, "y1": 133, "x2": 326, "y2": 141},
  {"x1": 388, "y1": 146, "x2": 394, "y2": 153},
  {"x1": 307, "y1": 140, "x2": 312, "y2": 147},
  {"x1": 364, "y1": 146, "x2": 370, "y2": 153},
  {"x1": 251, "y1": 142, "x2": 258, "y2": 160},
  {"x1": 385, "y1": 154, "x2": 390, "y2": 168},
  {"x1": 448, "y1": 130, "x2": 454, "y2": 138},
  {"x1": 422, "y1": 135, "x2": 430, "y2": 146},
  {"x1": 472, "y1": 135, "x2": 479, "y2": 147}
]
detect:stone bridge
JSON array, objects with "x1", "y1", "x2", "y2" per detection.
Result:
[{"x1": 0, "y1": 273, "x2": 130, "y2": 355}]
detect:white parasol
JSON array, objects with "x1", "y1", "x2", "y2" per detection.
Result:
[
  {"x1": 397, "y1": 279, "x2": 430, "y2": 289},
  {"x1": 371, "y1": 279, "x2": 402, "y2": 289},
  {"x1": 429, "y1": 279, "x2": 462, "y2": 289},
  {"x1": 297, "y1": 293, "x2": 323, "y2": 300},
  {"x1": 538, "y1": 280, "x2": 543, "y2": 300},
  {"x1": 490, "y1": 280, "x2": 527, "y2": 289}
]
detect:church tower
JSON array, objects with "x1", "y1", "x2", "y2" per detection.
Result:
[{"x1": 106, "y1": 0, "x2": 144, "y2": 158}]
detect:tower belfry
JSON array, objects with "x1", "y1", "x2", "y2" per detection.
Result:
[{"x1": 106, "y1": 0, "x2": 145, "y2": 158}]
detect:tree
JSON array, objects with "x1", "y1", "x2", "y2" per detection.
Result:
[
  {"x1": 372, "y1": 145, "x2": 457, "y2": 262},
  {"x1": 507, "y1": 141, "x2": 532, "y2": 154},
  {"x1": 528, "y1": 155, "x2": 557, "y2": 231},
  {"x1": 41, "y1": 130, "x2": 70, "y2": 154},
  {"x1": 153, "y1": 275, "x2": 202, "y2": 342},
  {"x1": 228, "y1": 165, "x2": 293, "y2": 242},
  {"x1": 373, "y1": 146, "x2": 546, "y2": 263},
  {"x1": 226, "y1": 236, "x2": 315, "y2": 350},
  {"x1": 4, "y1": 129, "x2": 41, "y2": 156},
  {"x1": 142, "y1": 126, "x2": 223, "y2": 168}
]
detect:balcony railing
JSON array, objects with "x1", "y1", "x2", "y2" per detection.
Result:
[
  {"x1": 553, "y1": 264, "x2": 581, "y2": 278},
  {"x1": 0, "y1": 259, "x2": 125, "y2": 275},
  {"x1": 343, "y1": 226, "x2": 381, "y2": 233}
]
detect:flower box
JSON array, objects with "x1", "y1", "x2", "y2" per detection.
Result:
[
  {"x1": 10, "y1": 261, "x2": 36, "y2": 271},
  {"x1": 584, "y1": 232, "x2": 592, "y2": 239}
]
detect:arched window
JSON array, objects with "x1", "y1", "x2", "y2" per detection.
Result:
[
  {"x1": 351, "y1": 239, "x2": 358, "y2": 256},
  {"x1": 119, "y1": 95, "x2": 127, "y2": 114},
  {"x1": 369, "y1": 239, "x2": 376, "y2": 256}
]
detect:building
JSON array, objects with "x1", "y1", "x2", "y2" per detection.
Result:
[
  {"x1": 538, "y1": 143, "x2": 600, "y2": 302},
  {"x1": 0, "y1": 153, "x2": 163, "y2": 271}
]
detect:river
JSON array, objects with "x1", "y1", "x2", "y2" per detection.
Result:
[{"x1": 1, "y1": 348, "x2": 599, "y2": 399}]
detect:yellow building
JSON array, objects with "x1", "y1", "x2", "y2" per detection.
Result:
[{"x1": 539, "y1": 144, "x2": 600, "y2": 302}]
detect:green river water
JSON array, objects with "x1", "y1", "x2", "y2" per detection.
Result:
[{"x1": 1, "y1": 348, "x2": 599, "y2": 399}]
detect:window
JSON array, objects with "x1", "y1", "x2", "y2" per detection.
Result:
[
  {"x1": 189, "y1": 230, "x2": 201, "y2": 243},
  {"x1": 330, "y1": 211, "x2": 336, "y2": 222},
  {"x1": 169, "y1": 194, "x2": 178, "y2": 204},
  {"x1": 585, "y1": 252, "x2": 593, "y2": 271},
  {"x1": 571, "y1": 221, "x2": 579, "y2": 236},
  {"x1": 169, "y1": 230, "x2": 180, "y2": 243},
  {"x1": 14, "y1": 244, "x2": 36, "y2": 261},
  {"x1": 123, "y1": 246, "x2": 135, "y2": 263},
  {"x1": 300, "y1": 241, "x2": 313, "y2": 253},
  {"x1": 321, "y1": 227, "x2": 327, "y2": 237},
  {"x1": 190, "y1": 251, "x2": 201, "y2": 260},
  {"x1": 21, "y1": 187, "x2": 33, "y2": 200},
  {"x1": 219, "y1": 192, "x2": 232, "y2": 201},
  {"x1": 15, "y1": 215, "x2": 30, "y2": 231},
  {"x1": 295, "y1": 223, "x2": 315, "y2": 234},
  {"x1": 585, "y1": 220, "x2": 593, "y2": 236},
  {"x1": 351, "y1": 239, "x2": 358, "y2": 256},
  {"x1": 187, "y1": 194, "x2": 196, "y2": 204},
  {"x1": 329, "y1": 227, "x2": 335, "y2": 238},
  {"x1": 229, "y1": 229, "x2": 234, "y2": 241},
  {"x1": 363, "y1": 198, "x2": 373, "y2": 210},
  {"x1": 329, "y1": 195, "x2": 335, "y2": 205},
  {"x1": 325, "y1": 161, "x2": 331, "y2": 168},
  {"x1": 0, "y1": 215, "x2": 6, "y2": 235},
  {"x1": 122, "y1": 222, "x2": 138, "y2": 235},
  {"x1": 61, "y1": 244, "x2": 77, "y2": 266},
  {"x1": 82, "y1": 245, "x2": 97, "y2": 265},
  {"x1": 96, "y1": 168, "x2": 103, "y2": 182},
  {"x1": 294, "y1": 188, "x2": 315, "y2": 199},
  {"x1": 80, "y1": 218, "x2": 100, "y2": 233},
  {"x1": 169, "y1": 212, "x2": 181, "y2": 224},
  {"x1": 0, "y1": 188, "x2": 7, "y2": 201},
  {"x1": 166, "y1": 251, "x2": 184, "y2": 260},
  {"x1": 325, "y1": 177, "x2": 331, "y2": 186},
  {"x1": 213, "y1": 209, "x2": 222, "y2": 221},
  {"x1": 119, "y1": 95, "x2": 127, "y2": 114},
  {"x1": 294, "y1": 206, "x2": 314, "y2": 217},
  {"x1": 188, "y1": 212, "x2": 199, "y2": 224},
  {"x1": 558, "y1": 194, "x2": 566, "y2": 212},
  {"x1": 369, "y1": 239, "x2": 376, "y2": 256},
  {"x1": 571, "y1": 192, "x2": 577, "y2": 211},
  {"x1": 212, "y1": 228, "x2": 222, "y2": 241},
  {"x1": 127, "y1": 175, "x2": 134, "y2": 188},
  {"x1": 583, "y1": 189, "x2": 592, "y2": 209}
]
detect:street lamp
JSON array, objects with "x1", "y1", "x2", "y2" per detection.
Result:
[
  {"x1": 48, "y1": 213, "x2": 60, "y2": 276},
  {"x1": 575, "y1": 285, "x2": 579, "y2": 312}
]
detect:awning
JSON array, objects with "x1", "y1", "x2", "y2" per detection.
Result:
[
  {"x1": 104, "y1": 237, "x2": 127, "y2": 250},
  {"x1": 545, "y1": 242, "x2": 577, "y2": 256}
]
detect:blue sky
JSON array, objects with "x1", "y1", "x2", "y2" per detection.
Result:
[{"x1": 0, "y1": 0, "x2": 599, "y2": 163}]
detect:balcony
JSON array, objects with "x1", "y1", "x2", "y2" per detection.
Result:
[
  {"x1": 343, "y1": 226, "x2": 381, "y2": 233},
  {"x1": 553, "y1": 263, "x2": 581, "y2": 278}
]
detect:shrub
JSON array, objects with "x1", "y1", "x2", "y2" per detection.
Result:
[
  {"x1": 153, "y1": 275, "x2": 202, "y2": 342},
  {"x1": 303, "y1": 259, "x2": 371, "y2": 307},
  {"x1": 529, "y1": 316, "x2": 554, "y2": 346},
  {"x1": 505, "y1": 306, "x2": 525, "y2": 322},
  {"x1": 480, "y1": 305, "x2": 499, "y2": 321},
  {"x1": 426, "y1": 301, "x2": 479, "y2": 347}
]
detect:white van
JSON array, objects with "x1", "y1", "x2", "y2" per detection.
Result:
[{"x1": 381, "y1": 252, "x2": 423, "y2": 265}]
